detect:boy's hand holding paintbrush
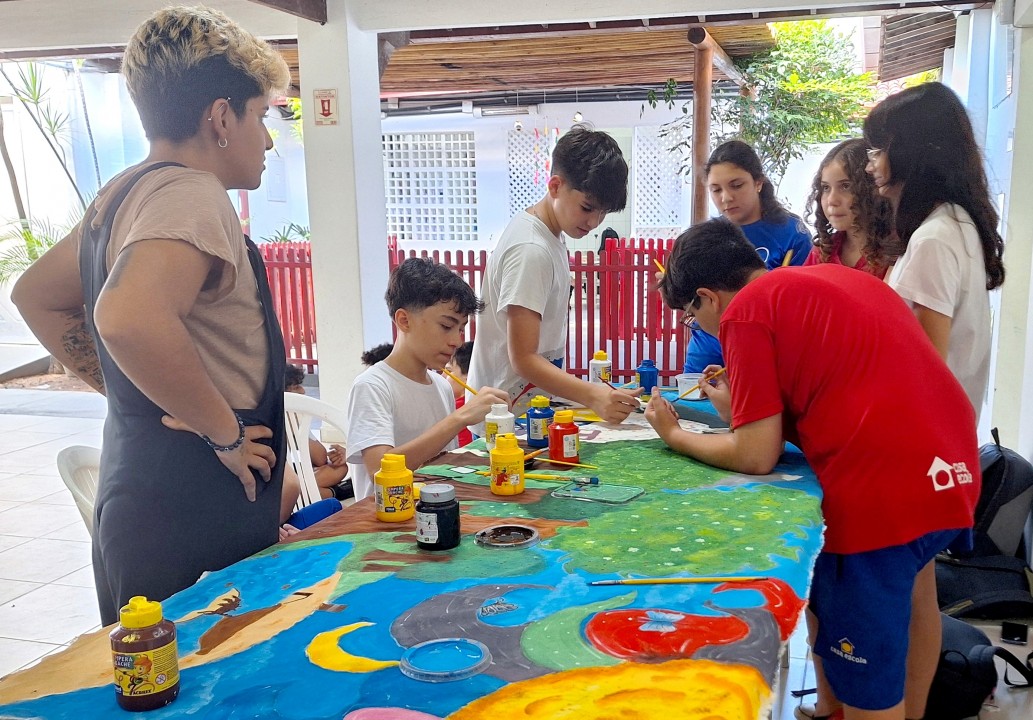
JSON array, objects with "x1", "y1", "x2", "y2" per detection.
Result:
[{"x1": 695, "y1": 365, "x2": 731, "y2": 422}]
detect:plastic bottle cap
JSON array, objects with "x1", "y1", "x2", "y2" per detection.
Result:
[
  {"x1": 554, "y1": 410, "x2": 574, "y2": 424},
  {"x1": 380, "y1": 453, "x2": 406, "y2": 472},
  {"x1": 530, "y1": 396, "x2": 550, "y2": 408},
  {"x1": 119, "y1": 596, "x2": 163, "y2": 629},
  {"x1": 495, "y1": 433, "x2": 519, "y2": 450},
  {"x1": 490, "y1": 403, "x2": 509, "y2": 414},
  {"x1": 640, "y1": 359, "x2": 655, "y2": 367},
  {"x1": 420, "y1": 483, "x2": 456, "y2": 503},
  {"x1": 592, "y1": 350, "x2": 608, "y2": 360}
]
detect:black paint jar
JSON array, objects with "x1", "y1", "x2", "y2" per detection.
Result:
[{"x1": 415, "y1": 483, "x2": 461, "y2": 550}]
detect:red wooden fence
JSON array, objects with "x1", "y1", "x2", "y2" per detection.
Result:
[
  {"x1": 259, "y1": 242, "x2": 317, "y2": 372},
  {"x1": 261, "y1": 238, "x2": 687, "y2": 379},
  {"x1": 388, "y1": 237, "x2": 687, "y2": 382}
]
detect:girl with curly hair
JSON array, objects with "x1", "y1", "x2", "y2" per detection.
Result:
[{"x1": 804, "y1": 139, "x2": 895, "y2": 278}]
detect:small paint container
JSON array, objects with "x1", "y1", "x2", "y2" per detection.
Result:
[
  {"x1": 676, "y1": 373, "x2": 704, "y2": 400},
  {"x1": 415, "y1": 483, "x2": 460, "y2": 551}
]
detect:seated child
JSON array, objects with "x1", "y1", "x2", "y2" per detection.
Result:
[
  {"x1": 345, "y1": 258, "x2": 508, "y2": 499},
  {"x1": 285, "y1": 364, "x2": 352, "y2": 501},
  {"x1": 361, "y1": 342, "x2": 393, "y2": 367},
  {"x1": 444, "y1": 340, "x2": 475, "y2": 446}
]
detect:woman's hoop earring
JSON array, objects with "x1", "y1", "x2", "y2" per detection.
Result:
[{"x1": 218, "y1": 138, "x2": 228, "y2": 149}]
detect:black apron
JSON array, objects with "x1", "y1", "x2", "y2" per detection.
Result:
[{"x1": 79, "y1": 162, "x2": 286, "y2": 625}]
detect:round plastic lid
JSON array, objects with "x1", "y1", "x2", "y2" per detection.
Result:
[
  {"x1": 593, "y1": 350, "x2": 607, "y2": 360},
  {"x1": 530, "y1": 395, "x2": 550, "y2": 408},
  {"x1": 553, "y1": 409, "x2": 574, "y2": 424},
  {"x1": 419, "y1": 483, "x2": 455, "y2": 503},
  {"x1": 474, "y1": 524, "x2": 540, "y2": 549},
  {"x1": 119, "y1": 596, "x2": 163, "y2": 629},
  {"x1": 399, "y1": 638, "x2": 492, "y2": 682}
]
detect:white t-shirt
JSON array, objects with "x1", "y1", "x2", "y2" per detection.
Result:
[
  {"x1": 467, "y1": 211, "x2": 571, "y2": 419},
  {"x1": 344, "y1": 361, "x2": 457, "y2": 499},
  {"x1": 887, "y1": 203, "x2": 991, "y2": 419}
]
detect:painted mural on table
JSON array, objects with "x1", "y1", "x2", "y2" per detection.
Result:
[{"x1": 0, "y1": 432, "x2": 822, "y2": 720}]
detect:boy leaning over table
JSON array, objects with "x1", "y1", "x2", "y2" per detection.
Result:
[
  {"x1": 466, "y1": 125, "x2": 641, "y2": 424},
  {"x1": 643, "y1": 218, "x2": 980, "y2": 720},
  {"x1": 344, "y1": 258, "x2": 508, "y2": 500}
]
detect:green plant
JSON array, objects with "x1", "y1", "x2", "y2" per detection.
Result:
[
  {"x1": 652, "y1": 20, "x2": 875, "y2": 186},
  {"x1": 261, "y1": 222, "x2": 310, "y2": 243},
  {"x1": 0, "y1": 215, "x2": 75, "y2": 284}
]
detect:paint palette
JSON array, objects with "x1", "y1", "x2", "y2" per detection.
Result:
[
  {"x1": 474, "y1": 524, "x2": 540, "y2": 549},
  {"x1": 399, "y1": 638, "x2": 492, "y2": 682}
]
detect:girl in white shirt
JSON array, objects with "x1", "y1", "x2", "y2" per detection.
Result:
[{"x1": 864, "y1": 82, "x2": 1005, "y2": 417}]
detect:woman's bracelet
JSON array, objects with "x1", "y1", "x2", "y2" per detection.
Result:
[{"x1": 201, "y1": 413, "x2": 246, "y2": 452}]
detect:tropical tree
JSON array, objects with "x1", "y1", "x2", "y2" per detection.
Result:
[{"x1": 653, "y1": 20, "x2": 875, "y2": 185}]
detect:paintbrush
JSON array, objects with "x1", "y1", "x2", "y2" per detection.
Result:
[
  {"x1": 533, "y1": 457, "x2": 599, "y2": 470},
  {"x1": 781, "y1": 249, "x2": 794, "y2": 267},
  {"x1": 590, "y1": 576, "x2": 765, "y2": 586},
  {"x1": 676, "y1": 367, "x2": 727, "y2": 401},
  {"x1": 653, "y1": 258, "x2": 666, "y2": 274},
  {"x1": 475, "y1": 470, "x2": 574, "y2": 481},
  {"x1": 523, "y1": 448, "x2": 547, "y2": 460},
  {"x1": 441, "y1": 368, "x2": 477, "y2": 396}
]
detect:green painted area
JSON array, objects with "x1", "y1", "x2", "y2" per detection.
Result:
[
  {"x1": 460, "y1": 499, "x2": 534, "y2": 519},
  {"x1": 579, "y1": 439, "x2": 744, "y2": 491},
  {"x1": 520, "y1": 592, "x2": 635, "y2": 670},
  {"x1": 547, "y1": 485, "x2": 822, "y2": 577},
  {"x1": 398, "y1": 535, "x2": 548, "y2": 582}
]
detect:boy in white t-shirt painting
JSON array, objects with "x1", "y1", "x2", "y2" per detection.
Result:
[
  {"x1": 467, "y1": 126, "x2": 641, "y2": 422},
  {"x1": 345, "y1": 258, "x2": 508, "y2": 499}
]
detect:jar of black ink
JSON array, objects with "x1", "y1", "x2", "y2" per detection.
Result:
[{"x1": 415, "y1": 483, "x2": 461, "y2": 550}]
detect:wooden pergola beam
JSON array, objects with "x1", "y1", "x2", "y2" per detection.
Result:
[
  {"x1": 687, "y1": 26, "x2": 748, "y2": 88},
  {"x1": 246, "y1": 0, "x2": 326, "y2": 24}
]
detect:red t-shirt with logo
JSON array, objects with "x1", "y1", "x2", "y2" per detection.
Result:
[{"x1": 721, "y1": 264, "x2": 980, "y2": 554}]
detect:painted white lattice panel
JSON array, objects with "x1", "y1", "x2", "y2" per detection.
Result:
[
  {"x1": 633, "y1": 125, "x2": 686, "y2": 239},
  {"x1": 383, "y1": 132, "x2": 478, "y2": 242},
  {"x1": 508, "y1": 127, "x2": 558, "y2": 218}
]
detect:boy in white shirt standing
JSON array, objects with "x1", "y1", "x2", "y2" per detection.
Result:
[
  {"x1": 468, "y1": 126, "x2": 641, "y2": 421},
  {"x1": 345, "y1": 258, "x2": 508, "y2": 499}
]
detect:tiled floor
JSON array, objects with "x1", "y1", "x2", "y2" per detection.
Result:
[
  {"x1": 0, "y1": 408, "x2": 103, "y2": 679},
  {"x1": 0, "y1": 391, "x2": 1031, "y2": 719}
]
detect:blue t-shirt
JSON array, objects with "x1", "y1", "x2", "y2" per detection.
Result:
[{"x1": 683, "y1": 215, "x2": 812, "y2": 373}]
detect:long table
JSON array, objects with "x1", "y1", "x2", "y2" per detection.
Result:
[{"x1": 0, "y1": 407, "x2": 823, "y2": 720}]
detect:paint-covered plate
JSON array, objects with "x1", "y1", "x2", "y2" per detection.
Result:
[{"x1": 399, "y1": 638, "x2": 492, "y2": 682}]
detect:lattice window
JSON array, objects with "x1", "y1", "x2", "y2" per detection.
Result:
[
  {"x1": 383, "y1": 132, "x2": 478, "y2": 242},
  {"x1": 632, "y1": 125, "x2": 687, "y2": 239},
  {"x1": 508, "y1": 127, "x2": 559, "y2": 217}
]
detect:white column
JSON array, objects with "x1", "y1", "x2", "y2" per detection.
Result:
[
  {"x1": 950, "y1": 12, "x2": 972, "y2": 98},
  {"x1": 942, "y1": 47, "x2": 955, "y2": 86},
  {"x1": 297, "y1": 2, "x2": 390, "y2": 413},
  {"x1": 993, "y1": 27, "x2": 1033, "y2": 454},
  {"x1": 965, "y1": 8, "x2": 994, "y2": 142}
]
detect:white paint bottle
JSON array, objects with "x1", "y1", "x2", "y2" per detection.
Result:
[
  {"x1": 484, "y1": 403, "x2": 515, "y2": 450},
  {"x1": 589, "y1": 350, "x2": 611, "y2": 384}
]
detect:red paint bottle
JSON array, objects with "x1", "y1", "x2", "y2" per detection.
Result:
[{"x1": 548, "y1": 409, "x2": 580, "y2": 463}]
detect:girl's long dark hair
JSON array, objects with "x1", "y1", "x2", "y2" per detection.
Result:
[
  {"x1": 805, "y1": 139, "x2": 895, "y2": 274},
  {"x1": 863, "y1": 82, "x2": 1005, "y2": 290},
  {"x1": 705, "y1": 140, "x2": 793, "y2": 224}
]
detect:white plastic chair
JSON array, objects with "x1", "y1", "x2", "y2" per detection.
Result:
[
  {"x1": 56, "y1": 445, "x2": 101, "y2": 537},
  {"x1": 284, "y1": 392, "x2": 353, "y2": 510}
]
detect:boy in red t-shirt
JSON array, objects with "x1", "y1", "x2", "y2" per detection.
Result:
[{"x1": 644, "y1": 218, "x2": 980, "y2": 720}]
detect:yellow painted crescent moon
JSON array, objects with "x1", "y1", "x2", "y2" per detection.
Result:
[{"x1": 306, "y1": 621, "x2": 400, "y2": 673}]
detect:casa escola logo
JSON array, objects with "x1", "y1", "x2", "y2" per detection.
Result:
[
  {"x1": 928, "y1": 457, "x2": 974, "y2": 492},
  {"x1": 830, "y1": 637, "x2": 867, "y2": 664}
]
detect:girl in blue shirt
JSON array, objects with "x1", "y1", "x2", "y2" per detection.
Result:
[{"x1": 683, "y1": 140, "x2": 812, "y2": 372}]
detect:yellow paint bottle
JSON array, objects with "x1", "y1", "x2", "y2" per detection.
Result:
[
  {"x1": 489, "y1": 433, "x2": 525, "y2": 496},
  {"x1": 374, "y1": 453, "x2": 415, "y2": 522}
]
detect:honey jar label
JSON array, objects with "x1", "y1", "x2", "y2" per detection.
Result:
[{"x1": 112, "y1": 640, "x2": 179, "y2": 697}]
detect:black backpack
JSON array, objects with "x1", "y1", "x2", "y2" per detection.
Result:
[
  {"x1": 926, "y1": 614, "x2": 1033, "y2": 720},
  {"x1": 936, "y1": 428, "x2": 1033, "y2": 619}
]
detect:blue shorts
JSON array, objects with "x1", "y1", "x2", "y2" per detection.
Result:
[{"x1": 809, "y1": 529, "x2": 961, "y2": 710}]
